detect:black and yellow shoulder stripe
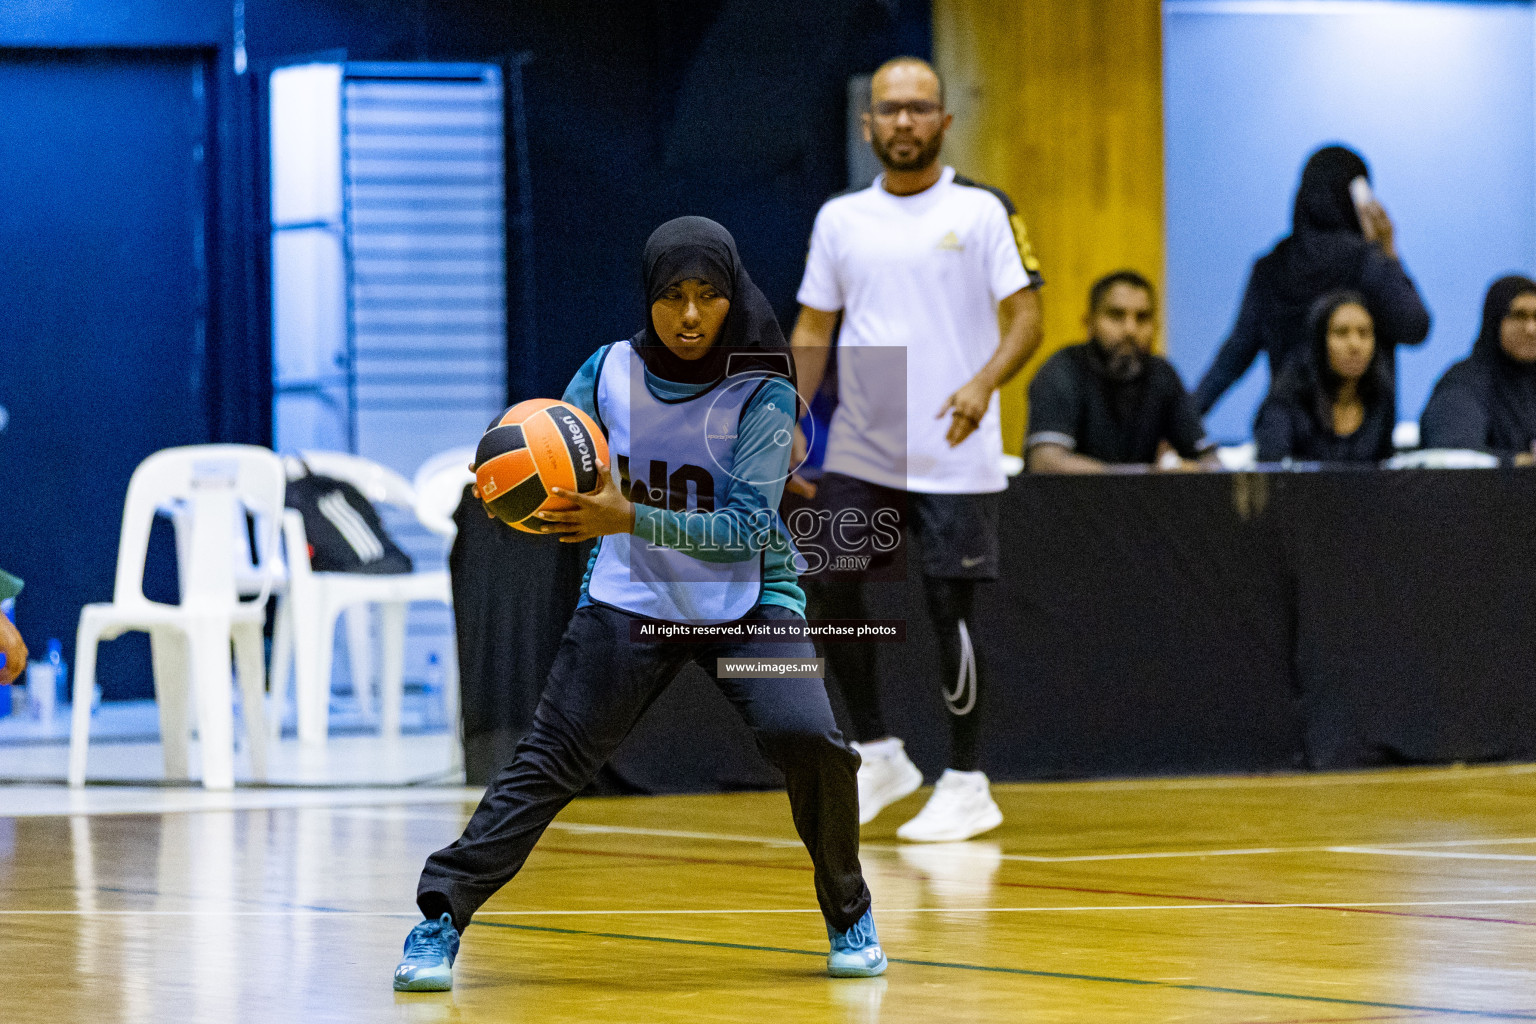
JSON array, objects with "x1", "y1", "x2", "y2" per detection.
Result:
[{"x1": 953, "y1": 173, "x2": 1045, "y2": 288}]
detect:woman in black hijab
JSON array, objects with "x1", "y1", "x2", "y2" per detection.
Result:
[
  {"x1": 399, "y1": 217, "x2": 886, "y2": 993},
  {"x1": 1253, "y1": 290, "x2": 1396, "y2": 463},
  {"x1": 1194, "y1": 145, "x2": 1431, "y2": 417},
  {"x1": 1420, "y1": 275, "x2": 1536, "y2": 463},
  {"x1": 630, "y1": 215, "x2": 795, "y2": 387}
]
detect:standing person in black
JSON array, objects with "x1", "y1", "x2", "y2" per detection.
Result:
[
  {"x1": 1420, "y1": 275, "x2": 1536, "y2": 465},
  {"x1": 1027, "y1": 270, "x2": 1217, "y2": 473},
  {"x1": 1253, "y1": 290, "x2": 1396, "y2": 464},
  {"x1": 1193, "y1": 145, "x2": 1431, "y2": 417}
]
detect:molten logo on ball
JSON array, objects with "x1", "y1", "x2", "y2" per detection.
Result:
[{"x1": 557, "y1": 410, "x2": 596, "y2": 475}]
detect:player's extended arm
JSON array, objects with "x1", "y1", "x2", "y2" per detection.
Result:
[{"x1": 939, "y1": 286, "x2": 1043, "y2": 446}]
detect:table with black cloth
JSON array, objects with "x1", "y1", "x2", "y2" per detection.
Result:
[{"x1": 449, "y1": 470, "x2": 1536, "y2": 790}]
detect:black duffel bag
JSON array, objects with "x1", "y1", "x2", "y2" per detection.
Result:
[{"x1": 285, "y1": 462, "x2": 413, "y2": 574}]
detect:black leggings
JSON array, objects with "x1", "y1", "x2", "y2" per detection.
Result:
[
  {"x1": 812, "y1": 577, "x2": 987, "y2": 772},
  {"x1": 417, "y1": 603, "x2": 871, "y2": 933}
]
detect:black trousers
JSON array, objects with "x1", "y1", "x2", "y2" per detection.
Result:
[
  {"x1": 801, "y1": 473, "x2": 998, "y2": 772},
  {"x1": 417, "y1": 602, "x2": 872, "y2": 934}
]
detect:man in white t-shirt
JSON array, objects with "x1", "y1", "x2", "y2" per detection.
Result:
[{"x1": 789, "y1": 56, "x2": 1043, "y2": 842}]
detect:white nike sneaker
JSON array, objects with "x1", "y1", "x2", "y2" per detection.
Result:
[
  {"x1": 896, "y1": 769, "x2": 1003, "y2": 842},
  {"x1": 851, "y1": 738, "x2": 923, "y2": 825}
]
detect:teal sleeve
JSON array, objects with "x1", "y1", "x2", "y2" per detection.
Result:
[
  {"x1": 560, "y1": 346, "x2": 608, "y2": 423},
  {"x1": 563, "y1": 346, "x2": 612, "y2": 595},
  {"x1": 0, "y1": 570, "x2": 21, "y2": 602},
  {"x1": 631, "y1": 378, "x2": 797, "y2": 563}
]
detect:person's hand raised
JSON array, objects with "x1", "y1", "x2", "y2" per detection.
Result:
[
  {"x1": 537, "y1": 460, "x2": 636, "y2": 543},
  {"x1": 1359, "y1": 199, "x2": 1397, "y2": 260}
]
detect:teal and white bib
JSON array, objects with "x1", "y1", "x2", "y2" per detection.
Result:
[{"x1": 587, "y1": 341, "x2": 770, "y2": 623}]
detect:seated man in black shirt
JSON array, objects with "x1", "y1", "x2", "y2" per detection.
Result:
[{"x1": 1026, "y1": 270, "x2": 1217, "y2": 473}]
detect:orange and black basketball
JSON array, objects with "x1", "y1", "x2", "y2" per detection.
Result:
[{"x1": 473, "y1": 399, "x2": 610, "y2": 533}]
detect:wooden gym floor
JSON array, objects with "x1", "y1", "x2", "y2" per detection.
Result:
[{"x1": 6, "y1": 764, "x2": 1536, "y2": 1022}]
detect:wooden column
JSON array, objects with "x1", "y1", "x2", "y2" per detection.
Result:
[{"x1": 933, "y1": 0, "x2": 1165, "y2": 454}]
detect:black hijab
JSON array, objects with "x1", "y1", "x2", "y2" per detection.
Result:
[
  {"x1": 1421, "y1": 275, "x2": 1536, "y2": 454},
  {"x1": 1471, "y1": 275, "x2": 1536, "y2": 442},
  {"x1": 1472, "y1": 275, "x2": 1536, "y2": 362},
  {"x1": 1255, "y1": 145, "x2": 1374, "y2": 310},
  {"x1": 633, "y1": 216, "x2": 792, "y2": 387}
]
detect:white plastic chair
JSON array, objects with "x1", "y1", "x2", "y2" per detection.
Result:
[
  {"x1": 164, "y1": 498, "x2": 288, "y2": 605},
  {"x1": 412, "y1": 445, "x2": 476, "y2": 540},
  {"x1": 69, "y1": 445, "x2": 284, "y2": 789},
  {"x1": 270, "y1": 451, "x2": 454, "y2": 744}
]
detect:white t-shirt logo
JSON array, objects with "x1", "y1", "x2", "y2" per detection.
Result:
[{"x1": 936, "y1": 230, "x2": 964, "y2": 252}]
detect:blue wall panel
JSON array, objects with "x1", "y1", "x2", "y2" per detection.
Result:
[
  {"x1": 0, "y1": 0, "x2": 225, "y2": 46},
  {"x1": 0, "y1": 51, "x2": 213, "y2": 698},
  {"x1": 1164, "y1": 0, "x2": 1536, "y2": 443}
]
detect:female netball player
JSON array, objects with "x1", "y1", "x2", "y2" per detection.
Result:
[{"x1": 393, "y1": 217, "x2": 885, "y2": 991}]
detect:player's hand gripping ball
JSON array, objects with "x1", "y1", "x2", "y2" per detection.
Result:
[{"x1": 473, "y1": 399, "x2": 610, "y2": 533}]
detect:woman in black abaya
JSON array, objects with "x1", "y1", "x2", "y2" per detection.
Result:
[
  {"x1": 1420, "y1": 275, "x2": 1536, "y2": 463},
  {"x1": 1194, "y1": 145, "x2": 1431, "y2": 418}
]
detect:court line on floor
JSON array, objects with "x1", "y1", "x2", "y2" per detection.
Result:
[
  {"x1": 11, "y1": 899, "x2": 1536, "y2": 917},
  {"x1": 11, "y1": 760, "x2": 1535, "y2": 818},
  {"x1": 1219, "y1": 1014, "x2": 1439, "y2": 1024},
  {"x1": 984, "y1": 879, "x2": 1536, "y2": 929},
  {"x1": 305, "y1": 809, "x2": 1536, "y2": 863},
  {"x1": 532, "y1": 844, "x2": 1536, "y2": 928},
  {"x1": 984, "y1": 840, "x2": 1536, "y2": 863},
  {"x1": 543, "y1": 820, "x2": 1536, "y2": 862},
  {"x1": 468, "y1": 919, "x2": 1536, "y2": 1020},
  {"x1": 475, "y1": 899, "x2": 1536, "y2": 914},
  {"x1": 1329, "y1": 847, "x2": 1536, "y2": 862},
  {"x1": 998, "y1": 762, "x2": 1536, "y2": 792},
  {"x1": 0, "y1": 786, "x2": 481, "y2": 818}
]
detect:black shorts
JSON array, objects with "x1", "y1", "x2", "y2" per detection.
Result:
[{"x1": 790, "y1": 471, "x2": 1001, "y2": 581}]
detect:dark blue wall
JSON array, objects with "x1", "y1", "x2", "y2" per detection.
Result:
[{"x1": 0, "y1": 0, "x2": 928, "y2": 698}]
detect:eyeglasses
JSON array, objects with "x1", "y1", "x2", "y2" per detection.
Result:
[{"x1": 871, "y1": 100, "x2": 942, "y2": 120}]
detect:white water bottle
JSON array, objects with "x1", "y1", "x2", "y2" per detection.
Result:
[
  {"x1": 423, "y1": 652, "x2": 445, "y2": 730},
  {"x1": 26, "y1": 639, "x2": 62, "y2": 724}
]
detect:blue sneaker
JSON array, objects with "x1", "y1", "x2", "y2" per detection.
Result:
[
  {"x1": 393, "y1": 912, "x2": 460, "y2": 991},
  {"x1": 827, "y1": 908, "x2": 887, "y2": 977}
]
